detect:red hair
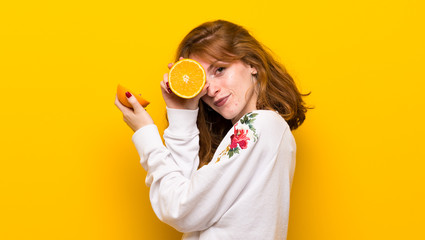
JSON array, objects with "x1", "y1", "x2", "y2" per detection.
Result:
[{"x1": 174, "y1": 20, "x2": 311, "y2": 167}]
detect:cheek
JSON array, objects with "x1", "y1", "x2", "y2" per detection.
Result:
[
  {"x1": 229, "y1": 68, "x2": 252, "y2": 92},
  {"x1": 225, "y1": 72, "x2": 238, "y2": 89}
]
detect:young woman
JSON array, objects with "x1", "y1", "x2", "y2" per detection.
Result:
[{"x1": 115, "y1": 20, "x2": 309, "y2": 240}]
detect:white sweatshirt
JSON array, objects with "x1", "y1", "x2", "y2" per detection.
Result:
[{"x1": 132, "y1": 108, "x2": 296, "y2": 240}]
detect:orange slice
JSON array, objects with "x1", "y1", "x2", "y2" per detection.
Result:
[
  {"x1": 168, "y1": 58, "x2": 206, "y2": 99},
  {"x1": 117, "y1": 84, "x2": 150, "y2": 108}
]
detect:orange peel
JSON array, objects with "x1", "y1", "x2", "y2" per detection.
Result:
[{"x1": 117, "y1": 84, "x2": 150, "y2": 108}]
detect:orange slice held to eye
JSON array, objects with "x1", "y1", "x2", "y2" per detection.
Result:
[
  {"x1": 117, "y1": 84, "x2": 150, "y2": 108},
  {"x1": 168, "y1": 58, "x2": 206, "y2": 99}
]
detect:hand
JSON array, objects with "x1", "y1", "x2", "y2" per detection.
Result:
[
  {"x1": 160, "y1": 57, "x2": 209, "y2": 110},
  {"x1": 115, "y1": 93, "x2": 154, "y2": 132}
]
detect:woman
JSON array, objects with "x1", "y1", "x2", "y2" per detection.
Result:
[{"x1": 115, "y1": 20, "x2": 309, "y2": 240}]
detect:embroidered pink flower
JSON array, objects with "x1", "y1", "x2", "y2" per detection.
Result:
[
  {"x1": 215, "y1": 112, "x2": 259, "y2": 163},
  {"x1": 230, "y1": 125, "x2": 250, "y2": 149}
]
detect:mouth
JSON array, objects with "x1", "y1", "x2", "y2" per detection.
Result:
[{"x1": 214, "y1": 95, "x2": 230, "y2": 107}]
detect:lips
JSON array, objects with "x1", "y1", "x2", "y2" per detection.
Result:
[{"x1": 214, "y1": 95, "x2": 230, "y2": 107}]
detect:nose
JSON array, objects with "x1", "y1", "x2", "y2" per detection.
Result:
[{"x1": 205, "y1": 79, "x2": 220, "y2": 97}]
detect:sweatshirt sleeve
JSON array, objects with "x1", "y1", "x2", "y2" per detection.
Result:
[
  {"x1": 131, "y1": 111, "x2": 288, "y2": 233},
  {"x1": 162, "y1": 107, "x2": 200, "y2": 178}
]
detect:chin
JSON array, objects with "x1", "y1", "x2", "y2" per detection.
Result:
[{"x1": 219, "y1": 110, "x2": 239, "y2": 122}]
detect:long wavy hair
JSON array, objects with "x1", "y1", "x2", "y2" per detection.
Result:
[{"x1": 173, "y1": 20, "x2": 311, "y2": 168}]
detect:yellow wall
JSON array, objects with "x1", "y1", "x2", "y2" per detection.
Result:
[{"x1": 1, "y1": 0, "x2": 424, "y2": 239}]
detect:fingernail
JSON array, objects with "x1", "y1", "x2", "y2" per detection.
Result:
[
  {"x1": 125, "y1": 91, "x2": 132, "y2": 98},
  {"x1": 166, "y1": 82, "x2": 172, "y2": 93}
]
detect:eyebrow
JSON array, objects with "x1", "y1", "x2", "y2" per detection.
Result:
[
  {"x1": 207, "y1": 60, "x2": 229, "y2": 73},
  {"x1": 207, "y1": 60, "x2": 219, "y2": 73}
]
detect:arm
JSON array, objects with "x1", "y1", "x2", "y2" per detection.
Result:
[
  {"x1": 132, "y1": 112, "x2": 287, "y2": 232},
  {"x1": 132, "y1": 124, "x2": 262, "y2": 232},
  {"x1": 115, "y1": 60, "x2": 208, "y2": 178},
  {"x1": 162, "y1": 107, "x2": 200, "y2": 178}
]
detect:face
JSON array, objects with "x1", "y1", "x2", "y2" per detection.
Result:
[{"x1": 191, "y1": 55, "x2": 259, "y2": 124}]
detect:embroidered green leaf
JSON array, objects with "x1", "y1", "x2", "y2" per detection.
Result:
[
  {"x1": 241, "y1": 113, "x2": 258, "y2": 125},
  {"x1": 240, "y1": 115, "x2": 249, "y2": 125},
  {"x1": 228, "y1": 147, "x2": 240, "y2": 158}
]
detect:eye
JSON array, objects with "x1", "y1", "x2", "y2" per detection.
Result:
[{"x1": 215, "y1": 67, "x2": 225, "y2": 75}]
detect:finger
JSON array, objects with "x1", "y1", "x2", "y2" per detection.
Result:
[
  {"x1": 179, "y1": 56, "x2": 184, "y2": 60},
  {"x1": 160, "y1": 79, "x2": 167, "y2": 92},
  {"x1": 162, "y1": 73, "x2": 172, "y2": 94},
  {"x1": 115, "y1": 95, "x2": 133, "y2": 114},
  {"x1": 160, "y1": 80, "x2": 167, "y2": 94},
  {"x1": 125, "y1": 92, "x2": 144, "y2": 114},
  {"x1": 196, "y1": 82, "x2": 210, "y2": 99},
  {"x1": 168, "y1": 63, "x2": 173, "y2": 69}
]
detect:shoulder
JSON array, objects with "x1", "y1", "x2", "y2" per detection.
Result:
[
  {"x1": 242, "y1": 110, "x2": 289, "y2": 134},
  {"x1": 212, "y1": 110, "x2": 291, "y2": 164},
  {"x1": 233, "y1": 110, "x2": 290, "y2": 145},
  {"x1": 248, "y1": 111, "x2": 296, "y2": 158}
]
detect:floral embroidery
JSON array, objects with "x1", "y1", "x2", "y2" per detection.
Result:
[{"x1": 216, "y1": 112, "x2": 259, "y2": 162}]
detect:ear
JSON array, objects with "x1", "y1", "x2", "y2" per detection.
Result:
[{"x1": 249, "y1": 64, "x2": 258, "y2": 75}]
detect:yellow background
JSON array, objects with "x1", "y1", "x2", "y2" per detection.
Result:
[{"x1": 1, "y1": 0, "x2": 424, "y2": 239}]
